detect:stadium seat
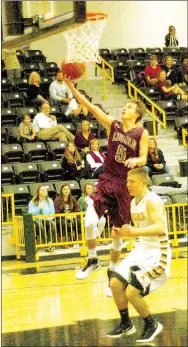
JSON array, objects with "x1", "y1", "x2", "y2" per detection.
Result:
[
  {"x1": 114, "y1": 61, "x2": 130, "y2": 83},
  {"x1": 98, "y1": 48, "x2": 112, "y2": 62},
  {"x1": 171, "y1": 195, "x2": 188, "y2": 204},
  {"x1": 2, "y1": 164, "x2": 16, "y2": 185},
  {"x1": 174, "y1": 117, "x2": 188, "y2": 139},
  {"x1": 129, "y1": 48, "x2": 147, "y2": 60},
  {"x1": 1, "y1": 79, "x2": 13, "y2": 93},
  {"x1": 24, "y1": 49, "x2": 46, "y2": 63},
  {"x1": 21, "y1": 62, "x2": 41, "y2": 78},
  {"x1": 54, "y1": 180, "x2": 82, "y2": 199},
  {"x1": 6, "y1": 126, "x2": 19, "y2": 143},
  {"x1": 49, "y1": 105, "x2": 65, "y2": 122},
  {"x1": 28, "y1": 182, "x2": 57, "y2": 200},
  {"x1": 1, "y1": 127, "x2": 9, "y2": 144},
  {"x1": 16, "y1": 50, "x2": 25, "y2": 64},
  {"x1": 175, "y1": 100, "x2": 188, "y2": 117},
  {"x1": 38, "y1": 161, "x2": 64, "y2": 181},
  {"x1": 3, "y1": 92, "x2": 25, "y2": 108},
  {"x1": 40, "y1": 62, "x2": 59, "y2": 77},
  {"x1": 151, "y1": 174, "x2": 176, "y2": 186},
  {"x1": 2, "y1": 144, "x2": 25, "y2": 163},
  {"x1": 22, "y1": 142, "x2": 48, "y2": 162},
  {"x1": 146, "y1": 48, "x2": 164, "y2": 63},
  {"x1": 15, "y1": 78, "x2": 29, "y2": 93},
  {"x1": 13, "y1": 163, "x2": 41, "y2": 184},
  {"x1": 1, "y1": 108, "x2": 18, "y2": 126},
  {"x1": 40, "y1": 76, "x2": 53, "y2": 98},
  {"x1": 46, "y1": 141, "x2": 67, "y2": 160},
  {"x1": 62, "y1": 123, "x2": 77, "y2": 135},
  {"x1": 156, "y1": 101, "x2": 178, "y2": 120},
  {"x1": 79, "y1": 179, "x2": 98, "y2": 191},
  {"x1": 2, "y1": 184, "x2": 31, "y2": 215},
  {"x1": 163, "y1": 47, "x2": 182, "y2": 60},
  {"x1": 111, "y1": 48, "x2": 129, "y2": 62},
  {"x1": 140, "y1": 87, "x2": 160, "y2": 102},
  {"x1": 160, "y1": 196, "x2": 172, "y2": 205},
  {"x1": 16, "y1": 106, "x2": 38, "y2": 120}
]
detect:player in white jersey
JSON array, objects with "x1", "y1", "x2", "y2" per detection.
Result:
[{"x1": 106, "y1": 168, "x2": 171, "y2": 343}]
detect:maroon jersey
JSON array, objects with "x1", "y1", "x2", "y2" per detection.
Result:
[{"x1": 104, "y1": 120, "x2": 144, "y2": 180}]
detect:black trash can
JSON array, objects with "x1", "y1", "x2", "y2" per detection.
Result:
[{"x1": 179, "y1": 159, "x2": 188, "y2": 177}]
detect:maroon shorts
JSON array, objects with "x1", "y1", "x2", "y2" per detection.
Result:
[{"x1": 91, "y1": 173, "x2": 131, "y2": 227}]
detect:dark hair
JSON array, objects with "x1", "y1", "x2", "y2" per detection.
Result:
[
  {"x1": 149, "y1": 55, "x2": 158, "y2": 61},
  {"x1": 59, "y1": 184, "x2": 74, "y2": 211}
]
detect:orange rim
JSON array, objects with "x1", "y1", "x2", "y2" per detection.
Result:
[{"x1": 87, "y1": 12, "x2": 108, "y2": 21}]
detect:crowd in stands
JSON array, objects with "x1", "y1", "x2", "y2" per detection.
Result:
[{"x1": 2, "y1": 36, "x2": 187, "y2": 252}]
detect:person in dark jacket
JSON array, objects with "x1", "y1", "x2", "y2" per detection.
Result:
[
  {"x1": 61, "y1": 142, "x2": 91, "y2": 180},
  {"x1": 162, "y1": 55, "x2": 178, "y2": 85},
  {"x1": 27, "y1": 71, "x2": 49, "y2": 107},
  {"x1": 143, "y1": 137, "x2": 170, "y2": 175},
  {"x1": 165, "y1": 25, "x2": 178, "y2": 47},
  {"x1": 74, "y1": 120, "x2": 95, "y2": 158}
]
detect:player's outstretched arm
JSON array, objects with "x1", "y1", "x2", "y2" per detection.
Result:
[{"x1": 65, "y1": 78, "x2": 113, "y2": 134}]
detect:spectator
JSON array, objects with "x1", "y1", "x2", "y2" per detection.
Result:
[
  {"x1": 28, "y1": 185, "x2": 55, "y2": 252},
  {"x1": 144, "y1": 55, "x2": 161, "y2": 86},
  {"x1": 165, "y1": 25, "x2": 178, "y2": 47},
  {"x1": 61, "y1": 142, "x2": 91, "y2": 180},
  {"x1": 49, "y1": 71, "x2": 73, "y2": 113},
  {"x1": 86, "y1": 139, "x2": 106, "y2": 178},
  {"x1": 78, "y1": 183, "x2": 95, "y2": 212},
  {"x1": 162, "y1": 55, "x2": 178, "y2": 85},
  {"x1": 54, "y1": 184, "x2": 81, "y2": 246},
  {"x1": 2, "y1": 48, "x2": 21, "y2": 83},
  {"x1": 143, "y1": 137, "x2": 170, "y2": 175},
  {"x1": 65, "y1": 91, "x2": 89, "y2": 122},
  {"x1": 74, "y1": 120, "x2": 95, "y2": 158},
  {"x1": 18, "y1": 114, "x2": 37, "y2": 143},
  {"x1": 157, "y1": 70, "x2": 188, "y2": 100},
  {"x1": 177, "y1": 56, "x2": 188, "y2": 86},
  {"x1": 27, "y1": 71, "x2": 49, "y2": 107},
  {"x1": 32, "y1": 103, "x2": 75, "y2": 142}
]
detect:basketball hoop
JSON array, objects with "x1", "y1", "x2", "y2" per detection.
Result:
[{"x1": 63, "y1": 12, "x2": 108, "y2": 64}]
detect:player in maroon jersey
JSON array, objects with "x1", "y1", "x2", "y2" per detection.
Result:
[{"x1": 65, "y1": 78, "x2": 149, "y2": 289}]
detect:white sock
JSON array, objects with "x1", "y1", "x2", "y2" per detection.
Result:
[
  {"x1": 88, "y1": 248, "x2": 97, "y2": 259},
  {"x1": 109, "y1": 261, "x2": 117, "y2": 271}
]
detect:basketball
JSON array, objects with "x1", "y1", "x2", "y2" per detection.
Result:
[{"x1": 61, "y1": 60, "x2": 86, "y2": 80}]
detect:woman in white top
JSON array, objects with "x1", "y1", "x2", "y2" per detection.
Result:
[{"x1": 86, "y1": 139, "x2": 106, "y2": 178}]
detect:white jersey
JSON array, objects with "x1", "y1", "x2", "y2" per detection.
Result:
[{"x1": 131, "y1": 191, "x2": 169, "y2": 248}]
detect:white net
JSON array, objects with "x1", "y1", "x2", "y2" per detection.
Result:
[{"x1": 63, "y1": 13, "x2": 108, "y2": 63}]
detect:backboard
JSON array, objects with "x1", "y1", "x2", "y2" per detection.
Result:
[{"x1": 2, "y1": 1, "x2": 86, "y2": 48}]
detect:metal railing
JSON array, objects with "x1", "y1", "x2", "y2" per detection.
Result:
[
  {"x1": 182, "y1": 128, "x2": 188, "y2": 148},
  {"x1": 128, "y1": 81, "x2": 167, "y2": 138},
  {"x1": 93, "y1": 56, "x2": 114, "y2": 100}
]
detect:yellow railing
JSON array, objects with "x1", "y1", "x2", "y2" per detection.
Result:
[
  {"x1": 128, "y1": 81, "x2": 167, "y2": 138},
  {"x1": 93, "y1": 56, "x2": 114, "y2": 100},
  {"x1": 182, "y1": 128, "x2": 188, "y2": 148}
]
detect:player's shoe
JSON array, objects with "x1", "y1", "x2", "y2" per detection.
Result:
[
  {"x1": 105, "y1": 268, "x2": 113, "y2": 297},
  {"x1": 97, "y1": 216, "x2": 106, "y2": 237},
  {"x1": 106, "y1": 320, "x2": 136, "y2": 338},
  {"x1": 75, "y1": 258, "x2": 101, "y2": 280},
  {"x1": 136, "y1": 321, "x2": 163, "y2": 343}
]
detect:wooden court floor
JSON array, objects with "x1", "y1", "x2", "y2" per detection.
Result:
[{"x1": 2, "y1": 256, "x2": 187, "y2": 347}]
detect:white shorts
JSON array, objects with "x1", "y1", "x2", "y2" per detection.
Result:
[{"x1": 112, "y1": 243, "x2": 171, "y2": 296}]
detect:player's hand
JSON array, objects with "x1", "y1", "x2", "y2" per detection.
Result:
[
  {"x1": 111, "y1": 226, "x2": 122, "y2": 239},
  {"x1": 124, "y1": 158, "x2": 138, "y2": 169},
  {"x1": 121, "y1": 224, "x2": 138, "y2": 237}
]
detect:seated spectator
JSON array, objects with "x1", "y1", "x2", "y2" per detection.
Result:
[
  {"x1": 144, "y1": 55, "x2": 161, "y2": 86},
  {"x1": 86, "y1": 139, "x2": 106, "y2": 178},
  {"x1": 32, "y1": 103, "x2": 75, "y2": 142},
  {"x1": 2, "y1": 48, "x2": 21, "y2": 83},
  {"x1": 18, "y1": 114, "x2": 37, "y2": 143},
  {"x1": 28, "y1": 185, "x2": 55, "y2": 252},
  {"x1": 54, "y1": 184, "x2": 81, "y2": 246},
  {"x1": 49, "y1": 71, "x2": 74, "y2": 114},
  {"x1": 78, "y1": 183, "x2": 95, "y2": 212},
  {"x1": 165, "y1": 25, "x2": 178, "y2": 47},
  {"x1": 27, "y1": 71, "x2": 49, "y2": 107},
  {"x1": 162, "y1": 55, "x2": 178, "y2": 85},
  {"x1": 157, "y1": 70, "x2": 188, "y2": 100},
  {"x1": 143, "y1": 137, "x2": 170, "y2": 175},
  {"x1": 61, "y1": 142, "x2": 91, "y2": 180},
  {"x1": 74, "y1": 120, "x2": 95, "y2": 158},
  {"x1": 177, "y1": 56, "x2": 188, "y2": 86},
  {"x1": 65, "y1": 90, "x2": 89, "y2": 122}
]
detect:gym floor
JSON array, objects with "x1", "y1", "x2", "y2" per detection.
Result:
[{"x1": 2, "y1": 256, "x2": 187, "y2": 347}]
